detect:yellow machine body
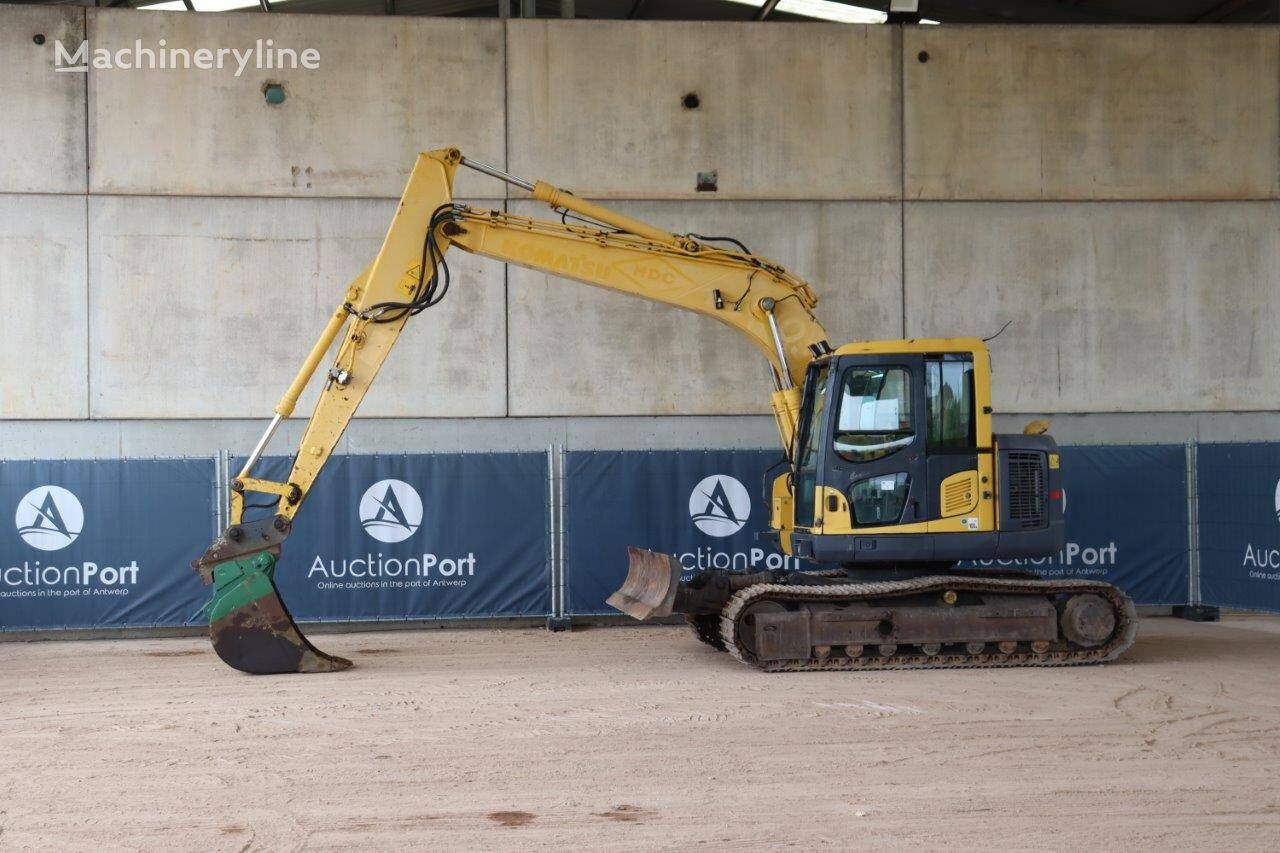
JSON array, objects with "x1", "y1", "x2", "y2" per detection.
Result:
[{"x1": 194, "y1": 147, "x2": 1070, "y2": 674}]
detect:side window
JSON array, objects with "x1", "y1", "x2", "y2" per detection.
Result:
[
  {"x1": 833, "y1": 367, "x2": 915, "y2": 463},
  {"x1": 795, "y1": 365, "x2": 830, "y2": 476},
  {"x1": 792, "y1": 364, "x2": 829, "y2": 528},
  {"x1": 926, "y1": 358, "x2": 975, "y2": 450}
]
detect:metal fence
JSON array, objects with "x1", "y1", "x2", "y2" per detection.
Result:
[{"x1": 2, "y1": 442, "x2": 1278, "y2": 632}]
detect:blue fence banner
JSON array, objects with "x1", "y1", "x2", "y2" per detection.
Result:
[
  {"x1": 1197, "y1": 442, "x2": 1280, "y2": 613},
  {"x1": 968, "y1": 444, "x2": 1189, "y2": 605},
  {"x1": 0, "y1": 458, "x2": 215, "y2": 631},
  {"x1": 565, "y1": 445, "x2": 1190, "y2": 616},
  {"x1": 564, "y1": 449, "x2": 799, "y2": 616},
  {"x1": 244, "y1": 453, "x2": 550, "y2": 622},
  {"x1": 5, "y1": 442, "x2": 1256, "y2": 631}
]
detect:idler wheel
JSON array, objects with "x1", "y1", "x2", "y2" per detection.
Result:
[{"x1": 1061, "y1": 593, "x2": 1116, "y2": 647}]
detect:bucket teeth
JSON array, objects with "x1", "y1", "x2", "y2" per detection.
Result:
[{"x1": 608, "y1": 547, "x2": 683, "y2": 621}]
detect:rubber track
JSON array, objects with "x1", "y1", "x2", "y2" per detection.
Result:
[
  {"x1": 719, "y1": 575, "x2": 1137, "y2": 672},
  {"x1": 686, "y1": 569, "x2": 843, "y2": 652}
]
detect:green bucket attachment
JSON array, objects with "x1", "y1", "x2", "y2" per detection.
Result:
[{"x1": 194, "y1": 517, "x2": 351, "y2": 675}]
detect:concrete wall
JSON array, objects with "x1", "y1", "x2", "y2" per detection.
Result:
[
  {"x1": 0, "y1": 195, "x2": 87, "y2": 419},
  {"x1": 0, "y1": 7, "x2": 85, "y2": 194},
  {"x1": 88, "y1": 11, "x2": 505, "y2": 198},
  {"x1": 506, "y1": 21, "x2": 901, "y2": 199},
  {"x1": 87, "y1": 195, "x2": 505, "y2": 418},
  {"x1": 1, "y1": 9, "x2": 1278, "y2": 456},
  {"x1": 906, "y1": 202, "x2": 1280, "y2": 413},
  {"x1": 507, "y1": 199, "x2": 901, "y2": 415},
  {"x1": 903, "y1": 26, "x2": 1280, "y2": 200}
]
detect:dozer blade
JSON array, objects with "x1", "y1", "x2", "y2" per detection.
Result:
[
  {"x1": 194, "y1": 519, "x2": 351, "y2": 675},
  {"x1": 607, "y1": 547, "x2": 683, "y2": 620}
]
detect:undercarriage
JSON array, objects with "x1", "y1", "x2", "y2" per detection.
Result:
[{"x1": 612, "y1": 549, "x2": 1137, "y2": 672}]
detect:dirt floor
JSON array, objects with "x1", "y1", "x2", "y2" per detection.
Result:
[{"x1": 2, "y1": 616, "x2": 1279, "y2": 851}]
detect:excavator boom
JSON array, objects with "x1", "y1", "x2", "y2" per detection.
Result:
[{"x1": 193, "y1": 148, "x2": 831, "y2": 673}]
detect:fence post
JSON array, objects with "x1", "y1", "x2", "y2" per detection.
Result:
[
  {"x1": 546, "y1": 444, "x2": 571, "y2": 631},
  {"x1": 1175, "y1": 440, "x2": 1219, "y2": 622},
  {"x1": 213, "y1": 449, "x2": 230, "y2": 536}
]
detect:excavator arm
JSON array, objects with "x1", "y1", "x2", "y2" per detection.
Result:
[{"x1": 193, "y1": 147, "x2": 830, "y2": 674}]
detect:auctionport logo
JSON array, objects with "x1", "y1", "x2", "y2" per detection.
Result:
[
  {"x1": 309, "y1": 478, "x2": 475, "y2": 586},
  {"x1": 1240, "y1": 477, "x2": 1280, "y2": 577},
  {"x1": 53, "y1": 38, "x2": 320, "y2": 76},
  {"x1": 359, "y1": 479, "x2": 423, "y2": 544},
  {"x1": 15, "y1": 486, "x2": 83, "y2": 552},
  {"x1": 689, "y1": 475, "x2": 750, "y2": 538}
]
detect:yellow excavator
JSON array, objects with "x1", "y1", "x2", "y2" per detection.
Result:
[{"x1": 192, "y1": 148, "x2": 1136, "y2": 674}]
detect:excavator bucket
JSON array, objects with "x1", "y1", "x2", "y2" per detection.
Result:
[
  {"x1": 607, "y1": 547, "x2": 683, "y2": 620},
  {"x1": 193, "y1": 519, "x2": 351, "y2": 675}
]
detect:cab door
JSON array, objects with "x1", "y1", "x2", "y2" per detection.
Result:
[
  {"x1": 821, "y1": 355, "x2": 928, "y2": 528},
  {"x1": 923, "y1": 354, "x2": 981, "y2": 522}
]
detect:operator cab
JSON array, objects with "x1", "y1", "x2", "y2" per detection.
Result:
[{"x1": 778, "y1": 338, "x2": 1064, "y2": 566}]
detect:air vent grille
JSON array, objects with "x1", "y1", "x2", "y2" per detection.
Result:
[
  {"x1": 1006, "y1": 451, "x2": 1047, "y2": 529},
  {"x1": 940, "y1": 472, "x2": 978, "y2": 517}
]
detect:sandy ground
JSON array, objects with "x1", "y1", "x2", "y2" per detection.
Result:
[{"x1": 2, "y1": 616, "x2": 1279, "y2": 851}]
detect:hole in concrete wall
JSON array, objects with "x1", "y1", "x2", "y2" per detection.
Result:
[
  {"x1": 682, "y1": 92, "x2": 701, "y2": 110},
  {"x1": 696, "y1": 170, "x2": 718, "y2": 192},
  {"x1": 262, "y1": 82, "x2": 287, "y2": 106},
  {"x1": 32, "y1": 34, "x2": 45, "y2": 45},
  {"x1": 917, "y1": 50, "x2": 930, "y2": 63}
]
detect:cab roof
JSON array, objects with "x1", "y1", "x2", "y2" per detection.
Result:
[{"x1": 832, "y1": 337, "x2": 989, "y2": 357}]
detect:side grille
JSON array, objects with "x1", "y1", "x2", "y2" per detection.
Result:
[
  {"x1": 1005, "y1": 451, "x2": 1047, "y2": 529},
  {"x1": 940, "y1": 471, "x2": 978, "y2": 517}
]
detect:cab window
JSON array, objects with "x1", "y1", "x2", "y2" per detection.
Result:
[
  {"x1": 850, "y1": 472, "x2": 910, "y2": 525},
  {"x1": 833, "y1": 366, "x2": 914, "y2": 463},
  {"x1": 792, "y1": 364, "x2": 830, "y2": 527},
  {"x1": 926, "y1": 357, "x2": 975, "y2": 450}
]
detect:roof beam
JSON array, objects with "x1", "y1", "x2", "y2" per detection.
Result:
[
  {"x1": 917, "y1": 0, "x2": 1139, "y2": 23},
  {"x1": 756, "y1": 0, "x2": 781, "y2": 19},
  {"x1": 1196, "y1": 0, "x2": 1258, "y2": 21}
]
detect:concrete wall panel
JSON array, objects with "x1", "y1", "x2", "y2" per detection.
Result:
[
  {"x1": 904, "y1": 26, "x2": 1280, "y2": 200},
  {"x1": 905, "y1": 202, "x2": 1280, "y2": 413},
  {"x1": 9, "y1": 410, "x2": 1280, "y2": 460},
  {"x1": 0, "y1": 8, "x2": 86, "y2": 193},
  {"x1": 507, "y1": 21, "x2": 900, "y2": 200},
  {"x1": 0, "y1": 195, "x2": 88, "y2": 419},
  {"x1": 507, "y1": 200, "x2": 902, "y2": 416},
  {"x1": 87, "y1": 10, "x2": 505, "y2": 198},
  {"x1": 88, "y1": 196, "x2": 505, "y2": 418}
]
